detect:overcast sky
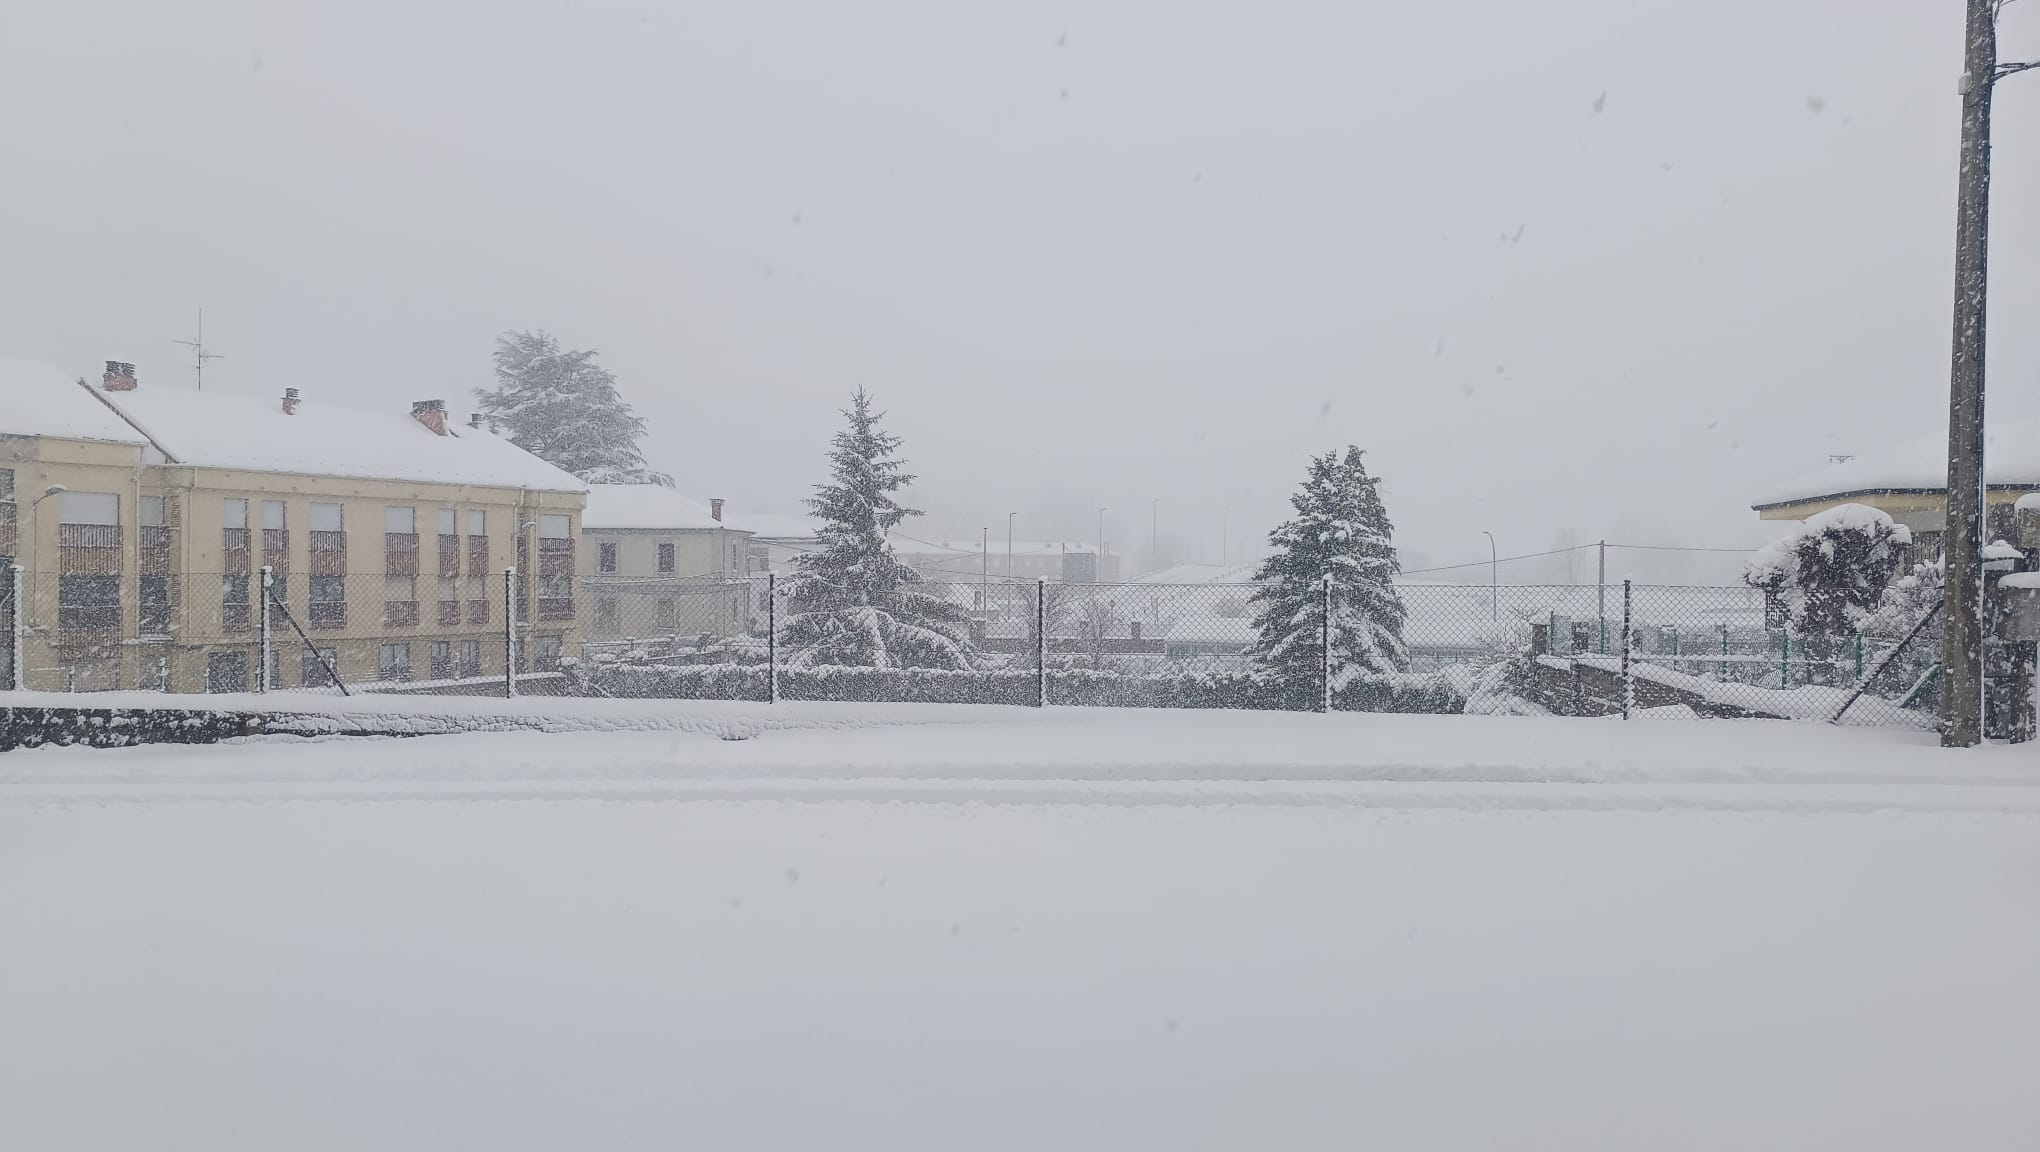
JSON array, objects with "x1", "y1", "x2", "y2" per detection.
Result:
[{"x1": 3, "y1": 0, "x2": 2035, "y2": 580}]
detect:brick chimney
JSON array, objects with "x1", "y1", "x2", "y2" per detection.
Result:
[
  {"x1": 710, "y1": 498, "x2": 725, "y2": 522},
  {"x1": 281, "y1": 387, "x2": 300, "y2": 415},
  {"x1": 411, "y1": 399, "x2": 448, "y2": 436},
  {"x1": 101, "y1": 361, "x2": 137, "y2": 391}
]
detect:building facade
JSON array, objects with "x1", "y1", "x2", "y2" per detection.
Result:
[
  {"x1": 3, "y1": 361, "x2": 586, "y2": 692},
  {"x1": 579, "y1": 485, "x2": 755, "y2": 650}
]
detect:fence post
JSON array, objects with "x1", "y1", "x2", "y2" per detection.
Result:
[
  {"x1": 1781, "y1": 631, "x2": 1791, "y2": 689},
  {"x1": 8, "y1": 564, "x2": 22, "y2": 692},
  {"x1": 1854, "y1": 630, "x2": 1865, "y2": 682},
  {"x1": 257, "y1": 564, "x2": 273, "y2": 693},
  {"x1": 1321, "y1": 572, "x2": 1333, "y2": 714},
  {"x1": 766, "y1": 571, "x2": 778, "y2": 704},
  {"x1": 1620, "y1": 578, "x2": 1634, "y2": 719},
  {"x1": 1036, "y1": 577, "x2": 1048, "y2": 708},
  {"x1": 504, "y1": 566, "x2": 518, "y2": 698},
  {"x1": 1719, "y1": 624, "x2": 1729, "y2": 681}
]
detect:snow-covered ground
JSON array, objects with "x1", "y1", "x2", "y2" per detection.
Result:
[{"x1": 4, "y1": 706, "x2": 2038, "y2": 1150}]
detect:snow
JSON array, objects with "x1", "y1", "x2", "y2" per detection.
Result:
[
  {"x1": 582, "y1": 483, "x2": 740, "y2": 531},
  {"x1": 732, "y1": 509, "x2": 820, "y2": 541},
  {"x1": 95, "y1": 385, "x2": 586, "y2": 491},
  {"x1": 1999, "y1": 571, "x2": 2040, "y2": 590},
  {"x1": 1748, "y1": 502, "x2": 1908, "y2": 575},
  {"x1": 1983, "y1": 540, "x2": 2024, "y2": 561},
  {"x1": 2, "y1": 707, "x2": 2038, "y2": 1150},
  {"x1": 0, "y1": 359, "x2": 148, "y2": 444},
  {"x1": 1758, "y1": 415, "x2": 2040, "y2": 506},
  {"x1": 2019, "y1": 492, "x2": 2040, "y2": 513},
  {"x1": 1137, "y1": 561, "x2": 1261, "y2": 584}
]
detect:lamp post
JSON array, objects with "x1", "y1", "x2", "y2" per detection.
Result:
[
  {"x1": 1151, "y1": 498, "x2": 1159, "y2": 575},
  {"x1": 1097, "y1": 507, "x2": 1107, "y2": 574},
  {"x1": 24, "y1": 484, "x2": 65, "y2": 565},
  {"x1": 1481, "y1": 530, "x2": 1497, "y2": 621},
  {"x1": 1007, "y1": 512, "x2": 1016, "y2": 581}
]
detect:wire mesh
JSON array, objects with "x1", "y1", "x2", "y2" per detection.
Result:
[{"x1": 0, "y1": 564, "x2": 1960, "y2": 725}]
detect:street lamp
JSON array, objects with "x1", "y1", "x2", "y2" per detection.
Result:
[
  {"x1": 23, "y1": 484, "x2": 66, "y2": 564},
  {"x1": 1481, "y1": 530, "x2": 1497, "y2": 621},
  {"x1": 1151, "y1": 498, "x2": 1159, "y2": 575},
  {"x1": 1097, "y1": 507, "x2": 1107, "y2": 574},
  {"x1": 1007, "y1": 512, "x2": 1016, "y2": 581}
]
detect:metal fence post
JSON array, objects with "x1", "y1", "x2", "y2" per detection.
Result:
[
  {"x1": 1781, "y1": 631, "x2": 1791, "y2": 689},
  {"x1": 504, "y1": 566, "x2": 518, "y2": 698},
  {"x1": 1620, "y1": 578, "x2": 1634, "y2": 719},
  {"x1": 257, "y1": 564, "x2": 273, "y2": 693},
  {"x1": 8, "y1": 564, "x2": 22, "y2": 692},
  {"x1": 766, "y1": 571, "x2": 778, "y2": 704},
  {"x1": 1036, "y1": 577, "x2": 1048, "y2": 707},
  {"x1": 1321, "y1": 572, "x2": 1333, "y2": 714}
]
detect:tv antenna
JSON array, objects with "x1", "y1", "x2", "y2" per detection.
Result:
[{"x1": 172, "y1": 307, "x2": 225, "y2": 390}]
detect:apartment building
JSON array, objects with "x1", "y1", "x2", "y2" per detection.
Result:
[
  {"x1": 579, "y1": 484, "x2": 755, "y2": 646},
  {"x1": 2, "y1": 360, "x2": 586, "y2": 692}
]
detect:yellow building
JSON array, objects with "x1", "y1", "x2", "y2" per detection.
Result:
[
  {"x1": 3, "y1": 360, "x2": 586, "y2": 692},
  {"x1": 579, "y1": 484, "x2": 755, "y2": 648},
  {"x1": 1752, "y1": 418, "x2": 2040, "y2": 564}
]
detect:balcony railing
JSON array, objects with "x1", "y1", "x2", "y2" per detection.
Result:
[
  {"x1": 310, "y1": 602, "x2": 346, "y2": 629},
  {"x1": 222, "y1": 527, "x2": 251, "y2": 552},
  {"x1": 59, "y1": 523, "x2": 121, "y2": 548},
  {"x1": 467, "y1": 598, "x2": 489, "y2": 625},
  {"x1": 538, "y1": 537, "x2": 573, "y2": 553},
  {"x1": 58, "y1": 603, "x2": 121, "y2": 633},
  {"x1": 537, "y1": 597, "x2": 575, "y2": 622},
  {"x1": 140, "y1": 525, "x2": 172, "y2": 551},
  {"x1": 310, "y1": 530, "x2": 347, "y2": 552},
  {"x1": 437, "y1": 599, "x2": 461, "y2": 626},
  {"x1": 222, "y1": 602, "x2": 251, "y2": 631},
  {"x1": 263, "y1": 528, "x2": 290, "y2": 555},
  {"x1": 384, "y1": 600, "x2": 420, "y2": 628}
]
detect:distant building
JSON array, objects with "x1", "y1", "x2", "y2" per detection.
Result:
[
  {"x1": 892, "y1": 539, "x2": 1121, "y2": 583},
  {"x1": 579, "y1": 485, "x2": 754, "y2": 644}
]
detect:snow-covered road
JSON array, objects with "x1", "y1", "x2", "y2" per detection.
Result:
[{"x1": 3, "y1": 707, "x2": 2037, "y2": 1150}]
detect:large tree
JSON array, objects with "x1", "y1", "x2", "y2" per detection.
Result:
[
  {"x1": 779, "y1": 389, "x2": 977, "y2": 669},
  {"x1": 474, "y1": 330, "x2": 671, "y2": 485},
  {"x1": 1248, "y1": 447, "x2": 1409, "y2": 699},
  {"x1": 1744, "y1": 503, "x2": 1911, "y2": 636}
]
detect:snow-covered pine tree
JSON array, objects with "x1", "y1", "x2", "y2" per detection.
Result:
[
  {"x1": 779, "y1": 389, "x2": 977, "y2": 670},
  {"x1": 473, "y1": 330, "x2": 672, "y2": 486},
  {"x1": 1744, "y1": 503, "x2": 1911, "y2": 636},
  {"x1": 1248, "y1": 446, "x2": 1409, "y2": 703}
]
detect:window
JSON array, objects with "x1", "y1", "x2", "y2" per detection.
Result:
[
  {"x1": 378, "y1": 643, "x2": 412, "y2": 682},
  {"x1": 0, "y1": 468, "x2": 13, "y2": 503},
  {"x1": 384, "y1": 574, "x2": 419, "y2": 626},
  {"x1": 262, "y1": 500, "x2": 286, "y2": 530},
  {"x1": 596, "y1": 596, "x2": 620, "y2": 632},
  {"x1": 206, "y1": 650, "x2": 249, "y2": 694},
  {"x1": 656, "y1": 598, "x2": 677, "y2": 631},
  {"x1": 437, "y1": 508, "x2": 457, "y2": 534},
  {"x1": 140, "y1": 574, "x2": 171, "y2": 635},
  {"x1": 310, "y1": 502, "x2": 343, "y2": 532},
  {"x1": 58, "y1": 575, "x2": 120, "y2": 631},
  {"x1": 384, "y1": 506, "x2": 415, "y2": 533},
  {"x1": 599, "y1": 542, "x2": 619, "y2": 573},
  {"x1": 466, "y1": 509, "x2": 485, "y2": 536},
  {"x1": 658, "y1": 542, "x2": 675, "y2": 573},
  {"x1": 534, "y1": 633, "x2": 563, "y2": 672},
  {"x1": 140, "y1": 496, "x2": 165, "y2": 527},
  {"x1": 222, "y1": 498, "x2": 249, "y2": 530},
  {"x1": 222, "y1": 573, "x2": 251, "y2": 629},
  {"x1": 310, "y1": 574, "x2": 346, "y2": 628},
  {"x1": 302, "y1": 647, "x2": 338, "y2": 688},
  {"x1": 430, "y1": 640, "x2": 454, "y2": 680},
  {"x1": 539, "y1": 573, "x2": 573, "y2": 600},
  {"x1": 458, "y1": 639, "x2": 482, "y2": 678},
  {"x1": 538, "y1": 513, "x2": 571, "y2": 539}
]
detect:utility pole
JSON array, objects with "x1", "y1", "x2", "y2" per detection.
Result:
[
  {"x1": 1482, "y1": 530, "x2": 1497, "y2": 622},
  {"x1": 1007, "y1": 512, "x2": 1016, "y2": 581},
  {"x1": 1941, "y1": 0, "x2": 2031, "y2": 746},
  {"x1": 1151, "y1": 498, "x2": 1159, "y2": 575},
  {"x1": 1097, "y1": 507, "x2": 1107, "y2": 571},
  {"x1": 172, "y1": 307, "x2": 225, "y2": 391}
]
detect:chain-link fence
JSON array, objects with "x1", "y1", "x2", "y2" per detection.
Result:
[{"x1": 2, "y1": 566, "x2": 1949, "y2": 726}]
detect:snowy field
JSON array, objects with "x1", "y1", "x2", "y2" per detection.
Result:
[{"x1": 4, "y1": 705, "x2": 2040, "y2": 1150}]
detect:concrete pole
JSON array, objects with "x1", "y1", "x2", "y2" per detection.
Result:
[
  {"x1": 258, "y1": 564, "x2": 272, "y2": 693},
  {"x1": 8, "y1": 564, "x2": 22, "y2": 692},
  {"x1": 1941, "y1": 0, "x2": 2001, "y2": 747},
  {"x1": 504, "y1": 566, "x2": 518, "y2": 698}
]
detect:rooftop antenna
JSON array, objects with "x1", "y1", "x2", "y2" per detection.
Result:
[{"x1": 172, "y1": 307, "x2": 225, "y2": 390}]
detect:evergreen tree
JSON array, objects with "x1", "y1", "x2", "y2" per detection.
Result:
[
  {"x1": 1248, "y1": 447, "x2": 1408, "y2": 699},
  {"x1": 1744, "y1": 503, "x2": 1910, "y2": 636},
  {"x1": 780, "y1": 389, "x2": 977, "y2": 669},
  {"x1": 473, "y1": 330, "x2": 672, "y2": 485}
]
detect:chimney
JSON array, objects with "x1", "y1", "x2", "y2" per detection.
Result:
[
  {"x1": 410, "y1": 398, "x2": 448, "y2": 436},
  {"x1": 468, "y1": 412, "x2": 483, "y2": 430},
  {"x1": 281, "y1": 387, "x2": 300, "y2": 415},
  {"x1": 101, "y1": 361, "x2": 137, "y2": 391},
  {"x1": 710, "y1": 498, "x2": 725, "y2": 522}
]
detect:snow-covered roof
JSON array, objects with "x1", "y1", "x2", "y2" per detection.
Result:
[
  {"x1": 1757, "y1": 417, "x2": 2040, "y2": 508},
  {"x1": 734, "y1": 510, "x2": 820, "y2": 541},
  {"x1": 1136, "y1": 562, "x2": 1260, "y2": 585},
  {"x1": 583, "y1": 485, "x2": 745, "y2": 532},
  {"x1": 0, "y1": 361, "x2": 148, "y2": 445},
  {"x1": 97, "y1": 386, "x2": 585, "y2": 492}
]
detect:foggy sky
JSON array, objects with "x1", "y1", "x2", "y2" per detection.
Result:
[{"x1": 3, "y1": 0, "x2": 2035, "y2": 582}]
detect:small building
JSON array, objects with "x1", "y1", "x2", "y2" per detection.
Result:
[
  {"x1": 3, "y1": 359, "x2": 586, "y2": 692},
  {"x1": 893, "y1": 539, "x2": 1122, "y2": 583},
  {"x1": 1753, "y1": 418, "x2": 2040, "y2": 565},
  {"x1": 579, "y1": 484, "x2": 756, "y2": 648}
]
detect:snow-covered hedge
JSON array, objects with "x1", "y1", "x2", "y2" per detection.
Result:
[
  {"x1": 1746, "y1": 503, "x2": 1911, "y2": 635},
  {"x1": 570, "y1": 661, "x2": 1468, "y2": 714}
]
